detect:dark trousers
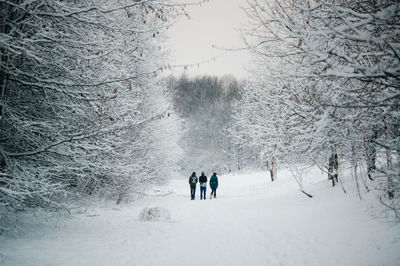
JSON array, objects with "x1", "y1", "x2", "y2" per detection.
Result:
[
  {"x1": 210, "y1": 188, "x2": 216, "y2": 198},
  {"x1": 190, "y1": 185, "x2": 196, "y2": 200},
  {"x1": 200, "y1": 186, "x2": 206, "y2": 199}
]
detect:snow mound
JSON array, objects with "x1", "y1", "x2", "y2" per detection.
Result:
[{"x1": 139, "y1": 207, "x2": 171, "y2": 221}]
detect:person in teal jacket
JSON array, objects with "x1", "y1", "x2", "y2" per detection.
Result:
[{"x1": 209, "y1": 172, "x2": 218, "y2": 199}]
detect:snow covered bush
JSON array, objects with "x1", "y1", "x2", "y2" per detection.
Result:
[{"x1": 139, "y1": 206, "x2": 171, "y2": 222}]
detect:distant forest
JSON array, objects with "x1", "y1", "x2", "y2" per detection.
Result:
[{"x1": 166, "y1": 74, "x2": 247, "y2": 174}]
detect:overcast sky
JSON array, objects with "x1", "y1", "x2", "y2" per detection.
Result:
[{"x1": 166, "y1": 0, "x2": 251, "y2": 79}]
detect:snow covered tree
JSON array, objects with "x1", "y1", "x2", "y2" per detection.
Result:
[
  {"x1": 237, "y1": 0, "x2": 399, "y2": 211},
  {"x1": 0, "y1": 0, "x2": 186, "y2": 231}
]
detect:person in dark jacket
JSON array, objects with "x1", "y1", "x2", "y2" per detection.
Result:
[
  {"x1": 199, "y1": 171, "x2": 207, "y2": 200},
  {"x1": 209, "y1": 172, "x2": 218, "y2": 199},
  {"x1": 188, "y1": 172, "x2": 198, "y2": 200}
]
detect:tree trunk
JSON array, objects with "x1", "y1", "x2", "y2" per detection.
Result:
[
  {"x1": 268, "y1": 157, "x2": 276, "y2": 182},
  {"x1": 385, "y1": 120, "x2": 394, "y2": 199},
  {"x1": 237, "y1": 145, "x2": 242, "y2": 170},
  {"x1": 328, "y1": 153, "x2": 338, "y2": 187},
  {"x1": 351, "y1": 144, "x2": 362, "y2": 198},
  {"x1": 365, "y1": 132, "x2": 378, "y2": 181}
]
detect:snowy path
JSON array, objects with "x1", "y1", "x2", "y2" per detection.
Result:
[{"x1": 1, "y1": 170, "x2": 399, "y2": 266}]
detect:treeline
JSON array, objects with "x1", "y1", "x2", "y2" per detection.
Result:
[
  {"x1": 232, "y1": 0, "x2": 399, "y2": 215},
  {"x1": 0, "y1": 1, "x2": 183, "y2": 231},
  {"x1": 166, "y1": 74, "x2": 254, "y2": 173}
]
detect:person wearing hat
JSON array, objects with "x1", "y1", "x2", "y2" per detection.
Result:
[{"x1": 209, "y1": 172, "x2": 218, "y2": 199}]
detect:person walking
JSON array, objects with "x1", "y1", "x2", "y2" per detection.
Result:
[
  {"x1": 209, "y1": 172, "x2": 218, "y2": 199},
  {"x1": 199, "y1": 171, "x2": 207, "y2": 200},
  {"x1": 188, "y1": 172, "x2": 198, "y2": 200}
]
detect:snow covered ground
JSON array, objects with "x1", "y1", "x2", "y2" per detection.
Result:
[{"x1": 1, "y1": 169, "x2": 399, "y2": 266}]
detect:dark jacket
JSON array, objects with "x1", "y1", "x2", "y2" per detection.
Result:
[
  {"x1": 210, "y1": 174, "x2": 218, "y2": 189},
  {"x1": 199, "y1": 174, "x2": 207, "y2": 185},
  {"x1": 189, "y1": 175, "x2": 198, "y2": 187}
]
